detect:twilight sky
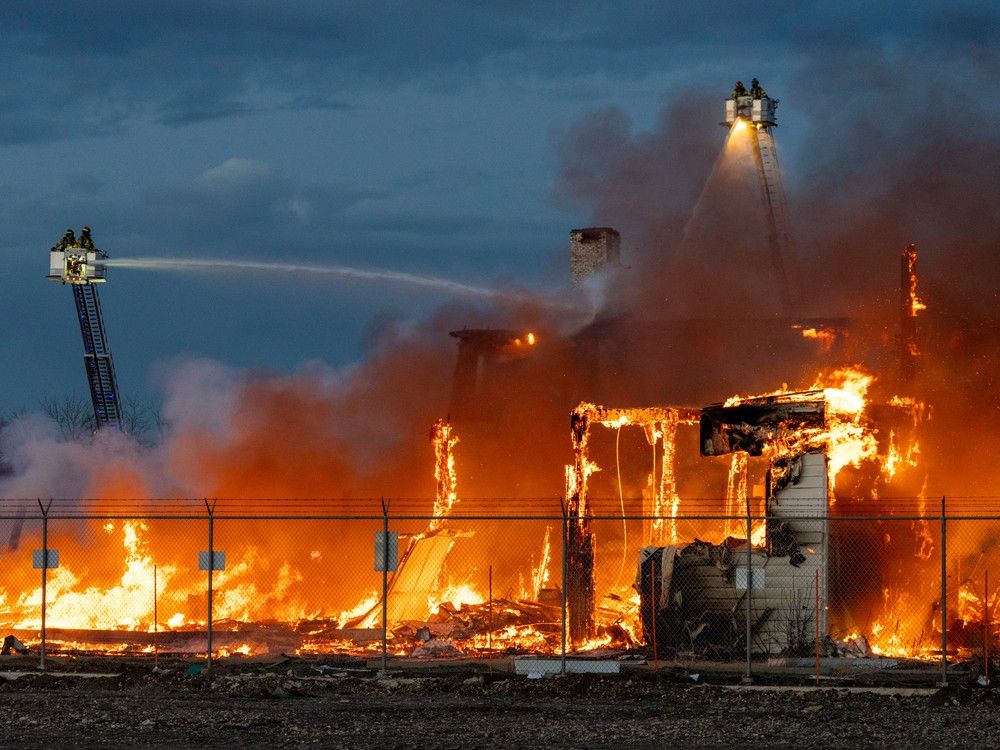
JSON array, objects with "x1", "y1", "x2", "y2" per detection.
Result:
[{"x1": 1, "y1": 1, "x2": 995, "y2": 415}]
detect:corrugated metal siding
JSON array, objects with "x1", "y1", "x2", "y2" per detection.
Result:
[
  {"x1": 673, "y1": 452, "x2": 829, "y2": 654},
  {"x1": 648, "y1": 451, "x2": 829, "y2": 656},
  {"x1": 764, "y1": 451, "x2": 828, "y2": 651}
]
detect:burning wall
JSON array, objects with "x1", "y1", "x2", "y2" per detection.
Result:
[{"x1": 637, "y1": 391, "x2": 831, "y2": 657}]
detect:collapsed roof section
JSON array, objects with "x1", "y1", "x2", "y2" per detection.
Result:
[{"x1": 700, "y1": 391, "x2": 826, "y2": 457}]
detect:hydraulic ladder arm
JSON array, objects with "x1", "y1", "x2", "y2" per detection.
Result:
[
  {"x1": 72, "y1": 283, "x2": 123, "y2": 430},
  {"x1": 751, "y1": 126, "x2": 799, "y2": 310},
  {"x1": 724, "y1": 90, "x2": 801, "y2": 312},
  {"x1": 47, "y1": 245, "x2": 123, "y2": 431}
]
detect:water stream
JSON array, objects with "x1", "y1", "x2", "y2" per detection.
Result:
[{"x1": 103, "y1": 257, "x2": 509, "y2": 299}]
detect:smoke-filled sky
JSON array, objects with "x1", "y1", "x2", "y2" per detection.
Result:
[{"x1": 1, "y1": 0, "x2": 997, "y2": 419}]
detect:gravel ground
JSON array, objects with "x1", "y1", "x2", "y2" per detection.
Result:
[{"x1": 0, "y1": 662, "x2": 995, "y2": 749}]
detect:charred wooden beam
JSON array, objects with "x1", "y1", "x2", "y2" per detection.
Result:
[
  {"x1": 566, "y1": 406, "x2": 595, "y2": 642},
  {"x1": 564, "y1": 513, "x2": 595, "y2": 644}
]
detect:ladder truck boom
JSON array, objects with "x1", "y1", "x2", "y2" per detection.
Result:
[
  {"x1": 723, "y1": 84, "x2": 800, "y2": 311},
  {"x1": 47, "y1": 245, "x2": 123, "y2": 431}
]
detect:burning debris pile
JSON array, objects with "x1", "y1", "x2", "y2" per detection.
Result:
[{"x1": 395, "y1": 598, "x2": 563, "y2": 656}]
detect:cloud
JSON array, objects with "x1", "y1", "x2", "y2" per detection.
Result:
[
  {"x1": 155, "y1": 90, "x2": 352, "y2": 127},
  {"x1": 157, "y1": 97, "x2": 254, "y2": 127},
  {"x1": 279, "y1": 93, "x2": 352, "y2": 113},
  {"x1": 6, "y1": 1, "x2": 992, "y2": 145},
  {"x1": 197, "y1": 158, "x2": 275, "y2": 194},
  {"x1": 284, "y1": 197, "x2": 315, "y2": 223}
]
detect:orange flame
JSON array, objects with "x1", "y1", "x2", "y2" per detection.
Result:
[
  {"x1": 793, "y1": 325, "x2": 838, "y2": 351},
  {"x1": 430, "y1": 419, "x2": 459, "y2": 528}
]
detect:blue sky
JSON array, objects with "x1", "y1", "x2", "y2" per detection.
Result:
[{"x1": 1, "y1": 1, "x2": 996, "y2": 414}]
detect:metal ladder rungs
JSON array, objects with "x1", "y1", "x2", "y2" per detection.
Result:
[{"x1": 72, "y1": 283, "x2": 123, "y2": 431}]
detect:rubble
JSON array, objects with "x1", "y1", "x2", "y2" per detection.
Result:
[
  {"x1": 391, "y1": 597, "x2": 565, "y2": 654},
  {"x1": 409, "y1": 639, "x2": 464, "y2": 658},
  {"x1": 1, "y1": 636, "x2": 30, "y2": 655}
]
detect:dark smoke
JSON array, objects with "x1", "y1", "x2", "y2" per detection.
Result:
[
  {"x1": 2, "y1": 22, "x2": 997, "y2": 509},
  {"x1": 551, "y1": 30, "x2": 1000, "y2": 497}
]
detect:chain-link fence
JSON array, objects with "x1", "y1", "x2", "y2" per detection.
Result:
[{"x1": 0, "y1": 498, "x2": 996, "y2": 682}]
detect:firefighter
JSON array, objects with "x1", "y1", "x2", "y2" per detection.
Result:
[
  {"x1": 51, "y1": 228, "x2": 76, "y2": 252},
  {"x1": 750, "y1": 78, "x2": 767, "y2": 99},
  {"x1": 732, "y1": 80, "x2": 747, "y2": 98},
  {"x1": 78, "y1": 226, "x2": 95, "y2": 251}
]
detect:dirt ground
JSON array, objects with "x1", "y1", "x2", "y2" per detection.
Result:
[{"x1": 0, "y1": 658, "x2": 995, "y2": 749}]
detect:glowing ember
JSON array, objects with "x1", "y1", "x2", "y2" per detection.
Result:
[
  {"x1": 576, "y1": 633, "x2": 613, "y2": 651},
  {"x1": 217, "y1": 643, "x2": 253, "y2": 657},
  {"x1": 469, "y1": 624, "x2": 551, "y2": 652}
]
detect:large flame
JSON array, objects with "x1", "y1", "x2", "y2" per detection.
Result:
[{"x1": 0, "y1": 365, "x2": 940, "y2": 662}]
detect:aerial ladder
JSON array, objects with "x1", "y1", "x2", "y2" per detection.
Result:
[
  {"x1": 47, "y1": 241, "x2": 123, "y2": 431},
  {"x1": 724, "y1": 83, "x2": 800, "y2": 311}
]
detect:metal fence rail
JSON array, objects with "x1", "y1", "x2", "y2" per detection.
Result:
[{"x1": 0, "y1": 497, "x2": 996, "y2": 684}]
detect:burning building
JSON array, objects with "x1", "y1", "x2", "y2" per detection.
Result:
[
  {"x1": 639, "y1": 395, "x2": 831, "y2": 657},
  {"x1": 5, "y1": 78, "x2": 991, "y2": 666}
]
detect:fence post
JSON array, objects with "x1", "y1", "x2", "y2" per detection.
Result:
[
  {"x1": 985, "y1": 569, "x2": 990, "y2": 688},
  {"x1": 744, "y1": 495, "x2": 752, "y2": 683},
  {"x1": 940, "y1": 495, "x2": 948, "y2": 687},
  {"x1": 205, "y1": 499, "x2": 216, "y2": 678},
  {"x1": 381, "y1": 498, "x2": 389, "y2": 671},
  {"x1": 37, "y1": 499, "x2": 51, "y2": 671},
  {"x1": 560, "y1": 498, "x2": 567, "y2": 675},
  {"x1": 153, "y1": 564, "x2": 159, "y2": 670},
  {"x1": 488, "y1": 564, "x2": 493, "y2": 666},
  {"x1": 814, "y1": 568, "x2": 820, "y2": 686},
  {"x1": 651, "y1": 550, "x2": 659, "y2": 672}
]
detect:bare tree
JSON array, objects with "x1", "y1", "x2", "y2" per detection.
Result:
[
  {"x1": 779, "y1": 585, "x2": 817, "y2": 656},
  {"x1": 120, "y1": 394, "x2": 164, "y2": 446},
  {"x1": 43, "y1": 393, "x2": 165, "y2": 445},
  {"x1": 41, "y1": 394, "x2": 95, "y2": 440}
]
